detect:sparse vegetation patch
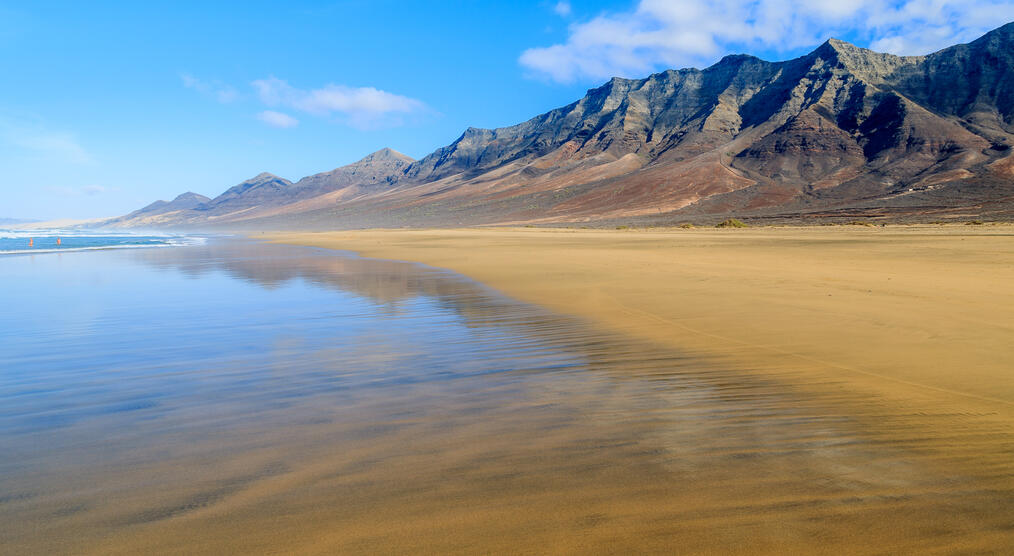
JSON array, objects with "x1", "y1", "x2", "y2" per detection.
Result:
[{"x1": 716, "y1": 218, "x2": 748, "y2": 228}]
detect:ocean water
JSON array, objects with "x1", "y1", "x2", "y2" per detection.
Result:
[
  {"x1": 1, "y1": 239, "x2": 1012, "y2": 553},
  {"x1": 0, "y1": 228, "x2": 203, "y2": 255}
]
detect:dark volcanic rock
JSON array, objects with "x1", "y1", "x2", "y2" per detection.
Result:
[
  {"x1": 114, "y1": 23, "x2": 1014, "y2": 229},
  {"x1": 202, "y1": 172, "x2": 294, "y2": 212},
  {"x1": 287, "y1": 148, "x2": 414, "y2": 200}
]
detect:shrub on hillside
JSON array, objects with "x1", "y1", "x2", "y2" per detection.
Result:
[{"x1": 716, "y1": 218, "x2": 748, "y2": 228}]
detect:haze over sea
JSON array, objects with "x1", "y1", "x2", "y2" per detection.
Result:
[
  {"x1": 2, "y1": 239, "x2": 1012, "y2": 553},
  {"x1": 0, "y1": 229, "x2": 203, "y2": 255}
]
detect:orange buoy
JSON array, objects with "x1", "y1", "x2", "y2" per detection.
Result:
[
  {"x1": 56, "y1": 237, "x2": 61, "y2": 246},
  {"x1": 29, "y1": 238, "x2": 33, "y2": 248}
]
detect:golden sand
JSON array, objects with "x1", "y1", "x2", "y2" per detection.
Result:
[
  {"x1": 270, "y1": 225, "x2": 1014, "y2": 417},
  {"x1": 8, "y1": 232, "x2": 1012, "y2": 554},
  {"x1": 259, "y1": 225, "x2": 1014, "y2": 552}
]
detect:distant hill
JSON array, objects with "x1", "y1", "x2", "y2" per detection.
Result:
[
  {"x1": 111, "y1": 22, "x2": 1014, "y2": 229},
  {"x1": 105, "y1": 148, "x2": 415, "y2": 228},
  {"x1": 104, "y1": 192, "x2": 211, "y2": 228},
  {"x1": 0, "y1": 217, "x2": 41, "y2": 226}
]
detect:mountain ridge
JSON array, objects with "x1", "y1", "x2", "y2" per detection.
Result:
[{"x1": 108, "y1": 23, "x2": 1014, "y2": 229}]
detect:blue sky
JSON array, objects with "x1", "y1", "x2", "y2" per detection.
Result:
[{"x1": 2, "y1": 0, "x2": 1011, "y2": 220}]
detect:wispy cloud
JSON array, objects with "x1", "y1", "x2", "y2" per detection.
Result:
[
  {"x1": 251, "y1": 77, "x2": 426, "y2": 129},
  {"x1": 45, "y1": 184, "x2": 117, "y2": 197},
  {"x1": 181, "y1": 73, "x2": 239, "y2": 103},
  {"x1": 82, "y1": 185, "x2": 108, "y2": 196},
  {"x1": 520, "y1": 0, "x2": 1014, "y2": 83},
  {"x1": 256, "y1": 110, "x2": 299, "y2": 128},
  {"x1": 554, "y1": 1, "x2": 572, "y2": 17},
  {"x1": 0, "y1": 118, "x2": 92, "y2": 164}
]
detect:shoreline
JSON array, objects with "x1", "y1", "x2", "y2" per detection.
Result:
[
  {"x1": 267, "y1": 225, "x2": 1014, "y2": 420},
  {"x1": 6, "y1": 230, "x2": 1013, "y2": 553}
]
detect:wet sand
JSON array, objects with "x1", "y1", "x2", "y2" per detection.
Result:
[
  {"x1": 262, "y1": 225, "x2": 1014, "y2": 552},
  {"x1": 4, "y1": 235, "x2": 1014, "y2": 554},
  {"x1": 271, "y1": 226, "x2": 1014, "y2": 418}
]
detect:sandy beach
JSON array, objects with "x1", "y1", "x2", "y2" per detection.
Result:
[
  {"x1": 9, "y1": 4, "x2": 1014, "y2": 552},
  {"x1": 6, "y1": 233, "x2": 1014, "y2": 554},
  {"x1": 271, "y1": 225, "x2": 1014, "y2": 427}
]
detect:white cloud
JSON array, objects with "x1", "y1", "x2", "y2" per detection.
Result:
[
  {"x1": 251, "y1": 77, "x2": 425, "y2": 129},
  {"x1": 256, "y1": 110, "x2": 299, "y2": 128},
  {"x1": 0, "y1": 119, "x2": 92, "y2": 164},
  {"x1": 181, "y1": 73, "x2": 239, "y2": 103},
  {"x1": 14, "y1": 132, "x2": 91, "y2": 163},
  {"x1": 520, "y1": 0, "x2": 1014, "y2": 82},
  {"x1": 45, "y1": 184, "x2": 116, "y2": 197},
  {"x1": 554, "y1": 1, "x2": 572, "y2": 16}
]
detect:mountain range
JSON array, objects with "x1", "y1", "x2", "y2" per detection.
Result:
[{"x1": 106, "y1": 23, "x2": 1014, "y2": 229}]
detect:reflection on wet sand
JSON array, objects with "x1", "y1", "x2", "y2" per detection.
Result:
[{"x1": 1, "y1": 240, "x2": 1012, "y2": 554}]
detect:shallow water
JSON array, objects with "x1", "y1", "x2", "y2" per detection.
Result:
[
  {"x1": 1, "y1": 240, "x2": 1012, "y2": 554},
  {"x1": 0, "y1": 228, "x2": 202, "y2": 255}
]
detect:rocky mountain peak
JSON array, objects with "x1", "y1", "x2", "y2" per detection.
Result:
[
  {"x1": 249, "y1": 172, "x2": 286, "y2": 182},
  {"x1": 111, "y1": 22, "x2": 1014, "y2": 229},
  {"x1": 260, "y1": 147, "x2": 417, "y2": 203},
  {"x1": 106, "y1": 190, "x2": 212, "y2": 225},
  {"x1": 172, "y1": 192, "x2": 210, "y2": 204},
  {"x1": 206, "y1": 172, "x2": 294, "y2": 210},
  {"x1": 975, "y1": 20, "x2": 1014, "y2": 43},
  {"x1": 357, "y1": 147, "x2": 414, "y2": 166},
  {"x1": 807, "y1": 37, "x2": 916, "y2": 82},
  {"x1": 714, "y1": 53, "x2": 763, "y2": 68}
]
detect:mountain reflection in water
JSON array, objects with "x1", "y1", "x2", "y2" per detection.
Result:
[{"x1": 1, "y1": 239, "x2": 1011, "y2": 554}]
